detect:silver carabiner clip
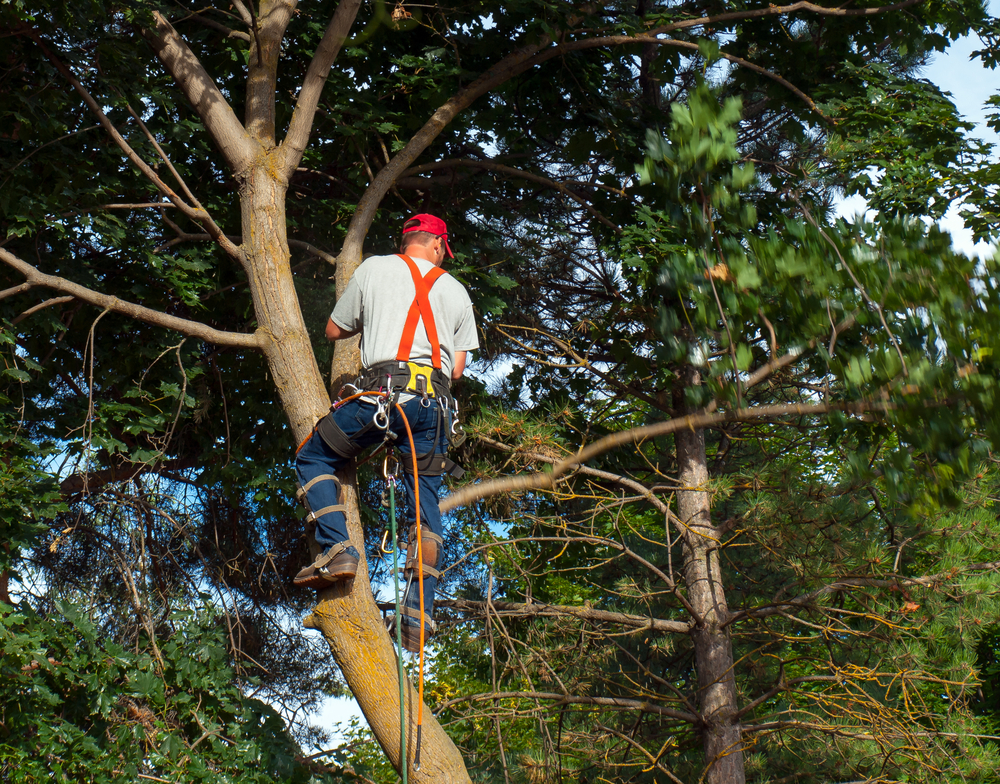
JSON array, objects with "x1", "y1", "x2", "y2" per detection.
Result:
[{"x1": 373, "y1": 400, "x2": 390, "y2": 430}]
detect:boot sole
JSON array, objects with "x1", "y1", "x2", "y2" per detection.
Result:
[{"x1": 293, "y1": 563, "x2": 358, "y2": 589}]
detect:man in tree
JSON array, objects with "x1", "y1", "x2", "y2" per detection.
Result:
[{"x1": 294, "y1": 214, "x2": 478, "y2": 652}]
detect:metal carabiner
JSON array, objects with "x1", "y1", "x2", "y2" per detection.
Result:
[
  {"x1": 380, "y1": 527, "x2": 394, "y2": 554},
  {"x1": 373, "y1": 398, "x2": 390, "y2": 429}
]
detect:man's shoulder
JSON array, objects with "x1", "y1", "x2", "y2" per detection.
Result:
[{"x1": 357, "y1": 253, "x2": 404, "y2": 271}]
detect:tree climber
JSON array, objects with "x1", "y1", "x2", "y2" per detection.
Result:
[{"x1": 293, "y1": 214, "x2": 479, "y2": 652}]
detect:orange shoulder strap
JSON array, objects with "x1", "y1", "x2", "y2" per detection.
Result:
[{"x1": 396, "y1": 254, "x2": 447, "y2": 369}]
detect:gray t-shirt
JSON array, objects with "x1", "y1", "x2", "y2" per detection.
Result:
[{"x1": 331, "y1": 254, "x2": 479, "y2": 379}]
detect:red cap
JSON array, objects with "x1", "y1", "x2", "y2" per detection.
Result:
[{"x1": 402, "y1": 213, "x2": 453, "y2": 258}]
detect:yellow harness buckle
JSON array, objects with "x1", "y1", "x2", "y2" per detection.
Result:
[{"x1": 405, "y1": 362, "x2": 436, "y2": 397}]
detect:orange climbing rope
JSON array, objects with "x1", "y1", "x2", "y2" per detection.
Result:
[{"x1": 393, "y1": 403, "x2": 426, "y2": 770}]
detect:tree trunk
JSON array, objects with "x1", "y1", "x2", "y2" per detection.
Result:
[
  {"x1": 238, "y1": 159, "x2": 471, "y2": 782},
  {"x1": 676, "y1": 375, "x2": 745, "y2": 784},
  {"x1": 240, "y1": 159, "x2": 329, "y2": 434}
]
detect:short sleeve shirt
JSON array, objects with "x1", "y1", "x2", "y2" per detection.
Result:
[{"x1": 331, "y1": 254, "x2": 479, "y2": 379}]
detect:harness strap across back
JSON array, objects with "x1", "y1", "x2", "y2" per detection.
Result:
[{"x1": 396, "y1": 254, "x2": 447, "y2": 369}]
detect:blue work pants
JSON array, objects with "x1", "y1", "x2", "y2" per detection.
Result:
[{"x1": 295, "y1": 395, "x2": 448, "y2": 627}]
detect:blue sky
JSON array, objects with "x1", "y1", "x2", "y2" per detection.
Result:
[{"x1": 836, "y1": 8, "x2": 998, "y2": 256}]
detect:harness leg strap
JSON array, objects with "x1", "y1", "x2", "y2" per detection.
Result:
[
  {"x1": 316, "y1": 412, "x2": 365, "y2": 459},
  {"x1": 401, "y1": 452, "x2": 465, "y2": 480}
]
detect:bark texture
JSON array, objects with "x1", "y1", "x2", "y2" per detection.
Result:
[{"x1": 676, "y1": 379, "x2": 746, "y2": 784}]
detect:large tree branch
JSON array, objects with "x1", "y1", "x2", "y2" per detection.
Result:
[
  {"x1": 441, "y1": 401, "x2": 891, "y2": 513},
  {"x1": 429, "y1": 598, "x2": 693, "y2": 635},
  {"x1": 341, "y1": 1, "x2": 921, "y2": 261},
  {"x1": 0, "y1": 247, "x2": 263, "y2": 349},
  {"x1": 144, "y1": 11, "x2": 257, "y2": 175},
  {"x1": 0, "y1": 282, "x2": 35, "y2": 301},
  {"x1": 280, "y1": 0, "x2": 364, "y2": 176},
  {"x1": 436, "y1": 690, "x2": 699, "y2": 723},
  {"x1": 247, "y1": 0, "x2": 297, "y2": 145}
]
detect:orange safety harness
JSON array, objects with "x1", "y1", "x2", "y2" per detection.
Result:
[{"x1": 395, "y1": 253, "x2": 447, "y2": 369}]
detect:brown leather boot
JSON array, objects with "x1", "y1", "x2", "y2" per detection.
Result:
[
  {"x1": 385, "y1": 608, "x2": 436, "y2": 653},
  {"x1": 293, "y1": 542, "x2": 360, "y2": 589}
]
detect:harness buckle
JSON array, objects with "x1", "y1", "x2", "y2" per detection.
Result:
[{"x1": 405, "y1": 362, "x2": 436, "y2": 398}]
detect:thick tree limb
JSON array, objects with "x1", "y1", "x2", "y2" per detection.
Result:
[
  {"x1": 247, "y1": 0, "x2": 297, "y2": 146},
  {"x1": 441, "y1": 401, "x2": 890, "y2": 513},
  {"x1": 431, "y1": 598, "x2": 693, "y2": 635},
  {"x1": 281, "y1": 0, "x2": 364, "y2": 176},
  {"x1": 0, "y1": 282, "x2": 35, "y2": 301},
  {"x1": 436, "y1": 690, "x2": 699, "y2": 723},
  {"x1": 0, "y1": 247, "x2": 263, "y2": 349},
  {"x1": 144, "y1": 12, "x2": 256, "y2": 175}
]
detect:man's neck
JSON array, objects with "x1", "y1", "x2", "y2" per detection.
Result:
[{"x1": 403, "y1": 248, "x2": 442, "y2": 267}]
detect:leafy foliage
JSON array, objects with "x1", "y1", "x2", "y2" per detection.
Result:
[
  {"x1": 3, "y1": 0, "x2": 1000, "y2": 780},
  {"x1": 0, "y1": 603, "x2": 340, "y2": 783}
]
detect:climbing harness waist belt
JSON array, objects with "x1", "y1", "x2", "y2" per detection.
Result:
[{"x1": 358, "y1": 360, "x2": 451, "y2": 400}]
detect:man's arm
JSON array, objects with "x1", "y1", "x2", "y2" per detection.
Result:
[
  {"x1": 451, "y1": 350, "x2": 466, "y2": 380},
  {"x1": 326, "y1": 319, "x2": 358, "y2": 342}
]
